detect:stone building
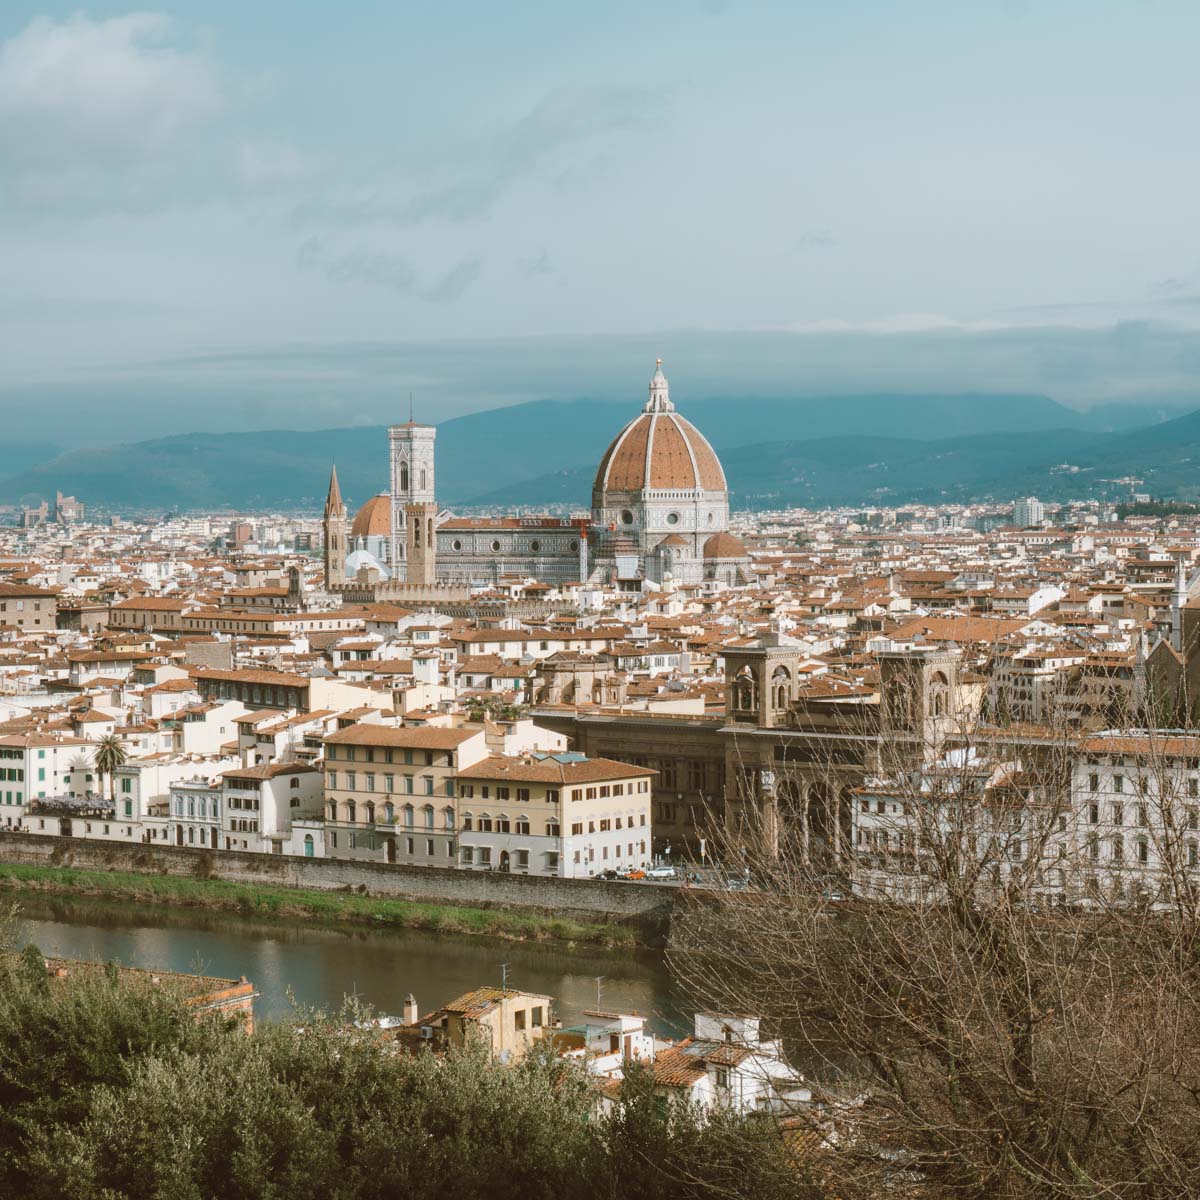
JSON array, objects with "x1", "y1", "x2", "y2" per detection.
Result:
[{"x1": 324, "y1": 360, "x2": 753, "y2": 593}]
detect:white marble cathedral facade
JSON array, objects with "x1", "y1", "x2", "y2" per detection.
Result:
[{"x1": 329, "y1": 361, "x2": 751, "y2": 591}]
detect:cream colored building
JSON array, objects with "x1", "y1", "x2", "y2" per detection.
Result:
[
  {"x1": 322, "y1": 723, "x2": 488, "y2": 864},
  {"x1": 456, "y1": 751, "x2": 655, "y2": 877}
]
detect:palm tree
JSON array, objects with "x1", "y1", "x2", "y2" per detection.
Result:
[{"x1": 93, "y1": 734, "x2": 128, "y2": 807}]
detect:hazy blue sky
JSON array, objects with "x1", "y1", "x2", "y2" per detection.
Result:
[{"x1": 4, "y1": 1, "x2": 1200, "y2": 441}]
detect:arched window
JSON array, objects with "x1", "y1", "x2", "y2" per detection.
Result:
[
  {"x1": 771, "y1": 665, "x2": 790, "y2": 712},
  {"x1": 420, "y1": 469, "x2": 426, "y2": 491},
  {"x1": 328, "y1": 802, "x2": 337, "y2": 822},
  {"x1": 364, "y1": 801, "x2": 376, "y2": 824},
  {"x1": 383, "y1": 801, "x2": 395, "y2": 824},
  {"x1": 443, "y1": 806, "x2": 455, "y2": 830},
  {"x1": 733, "y1": 666, "x2": 757, "y2": 712},
  {"x1": 346, "y1": 801, "x2": 356, "y2": 824},
  {"x1": 400, "y1": 462, "x2": 409, "y2": 492},
  {"x1": 422, "y1": 805, "x2": 434, "y2": 829},
  {"x1": 928, "y1": 671, "x2": 949, "y2": 719},
  {"x1": 403, "y1": 804, "x2": 414, "y2": 828}
]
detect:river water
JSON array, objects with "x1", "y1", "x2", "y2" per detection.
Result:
[{"x1": 11, "y1": 894, "x2": 687, "y2": 1034}]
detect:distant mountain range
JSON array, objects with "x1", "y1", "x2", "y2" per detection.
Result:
[{"x1": 2, "y1": 393, "x2": 1198, "y2": 513}]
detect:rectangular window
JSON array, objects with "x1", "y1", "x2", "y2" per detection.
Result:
[
  {"x1": 517, "y1": 788, "x2": 530, "y2": 803},
  {"x1": 462, "y1": 846, "x2": 474, "y2": 864},
  {"x1": 546, "y1": 790, "x2": 558, "y2": 804},
  {"x1": 365, "y1": 773, "x2": 375, "y2": 792},
  {"x1": 405, "y1": 776, "x2": 414, "y2": 794},
  {"x1": 346, "y1": 771, "x2": 356, "y2": 790},
  {"x1": 1112, "y1": 803, "x2": 1124, "y2": 825},
  {"x1": 424, "y1": 777, "x2": 434, "y2": 796},
  {"x1": 1089, "y1": 773, "x2": 1098, "y2": 792},
  {"x1": 478, "y1": 847, "x2": 491, "y2": 865},
  {"x1": 406, "y1": 837, "x2": 414, "y2": 854},
  {"x1": 571, "y1": 822, "x2": 582, "y2": 836},
  {"x1": 327, "y1": 771, "x2": 337, "y2": 789},
  {"x1": 1113, "y1": 775, "x2": 1124, "y2": 794},
  {"x1": 384, "y1": 774, "x2": 394, "y2": 793},
  {"x1": 515, "y1": 1009, "x2": 527, "y2": 1031},
  {"x1": 517, "y1": 849, "x2": 529, "y2": 869}
]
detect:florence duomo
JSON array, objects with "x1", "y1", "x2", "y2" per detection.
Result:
[{"x1": 324, "y1": 360, "x2": 752, "y2": 593}]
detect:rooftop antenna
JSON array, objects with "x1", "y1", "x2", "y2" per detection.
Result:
[
  {"x1": 501, "y1": 962, "x2": 510, "y2": 991},
  {"x1": 595, "y1": 976, "x2": 604, "y2": 1008},
  {"x1": 409, "y1": 391, "x2": 414, "y2": 423}
]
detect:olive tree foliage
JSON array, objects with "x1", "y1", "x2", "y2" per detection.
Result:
[
  {"x1": 670, "y1": 705, "x2": 1200, "y2": 1200},
  {"x1": 0, "y1": 910, "x2": 803, "y2": 1200}
]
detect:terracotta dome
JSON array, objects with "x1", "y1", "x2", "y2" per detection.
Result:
[
  {"x1": 593, "y1": 362, "x2": 726, "y2": 494},
  {"x1": 703, "y1": 531, "x2": 748, "y2": 559},
  {"x1": 350, "y1": 493, "x2": 392, "y2": 539}
]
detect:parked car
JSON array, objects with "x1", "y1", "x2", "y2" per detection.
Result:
[
  {"x1": 596, "y1": 869, "x2": 622, "y2": 881},
  {"x1": 624, "y1": 868, "x2": 646, "y2": 880},
  {"x1": 645, "y1": 864, "x2": 677, "y2": 880}
]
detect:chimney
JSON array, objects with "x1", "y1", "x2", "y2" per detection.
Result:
[{"x1": 402, "y1": 993, "x2": 419, "y2": 1026}]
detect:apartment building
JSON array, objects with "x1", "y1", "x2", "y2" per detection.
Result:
[
  {"x1": 219, "y1": 762, "x2": 323, "y2": 853},
  {"x1": 322, "y1": 723, "x2": 488, "y2": 864},
  {"x1": 0, "y1": 582, "x2": 58, "y2": 631},
  {"x1": 456, "y1": 751, "x2": 655, "y2": 877}
]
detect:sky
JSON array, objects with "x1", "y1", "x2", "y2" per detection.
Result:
[{"x1": 4, "y1": 1, "x2": 1200, "y2": 445}]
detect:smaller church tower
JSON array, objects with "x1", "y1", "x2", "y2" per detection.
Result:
[
  {"x1": 405, "y1": 501, "x2": 438, "y2": 586},
  {"x1": 323, "y1": 465, "x2": 347, "y2": 589}
]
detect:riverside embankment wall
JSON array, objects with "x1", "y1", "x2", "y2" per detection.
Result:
[{"x1": 0, "y1": 832, "x2": 676, "y2": 936}]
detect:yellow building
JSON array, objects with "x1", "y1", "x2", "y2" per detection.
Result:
[
  {"x1": 394, "y1": 987, "x2": 554, "y2": 1063},
  {"x1": 322, "y1": 723, "x2": 488, "y2": 864}
]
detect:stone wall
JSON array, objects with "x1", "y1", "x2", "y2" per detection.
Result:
[{"x1": 0, "y1": 832, "x2": 674, "y2": 936}]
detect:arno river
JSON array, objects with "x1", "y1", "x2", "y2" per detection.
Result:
[{"x1": 11, "y1": 893, "x2": 687, "y2": 1033}]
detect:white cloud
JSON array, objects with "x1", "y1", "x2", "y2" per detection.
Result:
[{"x1": 0, "y1": 13, "x2": 222, "y2": 169}]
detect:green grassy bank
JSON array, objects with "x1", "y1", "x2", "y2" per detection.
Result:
[{"x1": 0, "y1": 863, "x2": 642, "y2": 948}]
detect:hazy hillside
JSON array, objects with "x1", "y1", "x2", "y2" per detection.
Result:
[
  {"x1": 469, "y1": 411, "x2": 1200, "y2": 509},
  {"x1": 0, "y1": 393, "x2": 1192, "y2": 512}
]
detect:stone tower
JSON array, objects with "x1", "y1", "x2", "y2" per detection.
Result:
[
  {"x1": 323, "y1": 465, "x2": 347, "y2": 589},
  {"x1": 388, "y1": 419, "x2": 437, "y2": 579},
  {"x1": 405, "y1": 500, "x2": 438, "y2": 586}
]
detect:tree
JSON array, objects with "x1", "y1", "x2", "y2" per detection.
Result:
[
  {"x1": 0, "y1": 945, "x2": 803, "y2": 1199},
  {"x1": 92, "y1": 733, "x2": 127, "y2": 806},
  {"x1": 669, "y1": 702, "x2": 1200, "y2": 1198}
]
